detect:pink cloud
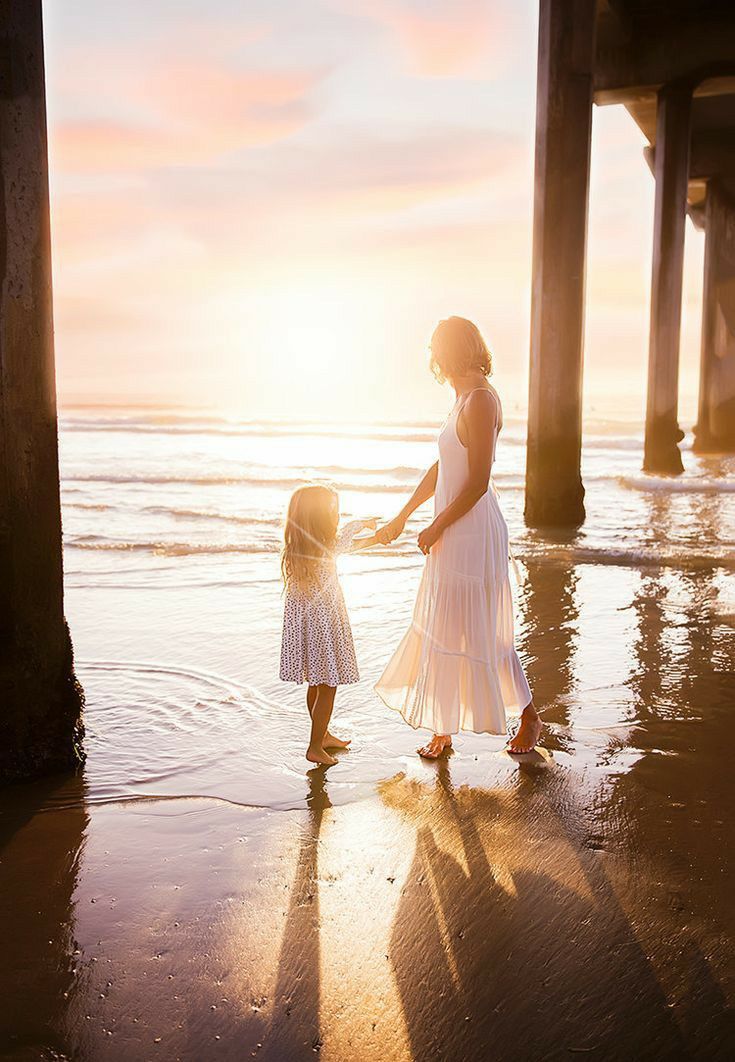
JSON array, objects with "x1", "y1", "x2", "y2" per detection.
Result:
[
  {"x1": 336, "y1": 0, "x2": 511, "y2": 77},
  {"x1": 50, "y1": 63, "x2": 326, "y2": 172}
]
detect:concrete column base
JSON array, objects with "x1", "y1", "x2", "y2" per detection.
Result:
[
  {"x1": 643, "y1": 416, "x2": 686, "y2": 473},
  {"x1": 0, "y1": 623, "x2": 85, "y2": 783},
  {"x1": 693, "y1": 398, "x2": 735, "y2": 452},
  {"x1": 524, "y1": 438, "x2": 586, "y2": 527}
]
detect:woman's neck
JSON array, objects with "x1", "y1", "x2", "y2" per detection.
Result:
[{"x1": 451, "y1": 372, "x2": 489, "y2": 399}]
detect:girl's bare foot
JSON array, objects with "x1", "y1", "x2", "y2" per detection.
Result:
[
  {"x1": 507, "y1": 705, "x2": 542, "y2": 754},
  {"x1": 306, "y1": 745, "x2": 337, "y2": 766},
  {"x1": 324, "y1": 731, "x2": 351, "y2": 749},
  {"x1": 417, "y1": 734, "x2": 452, "y2": 759}
]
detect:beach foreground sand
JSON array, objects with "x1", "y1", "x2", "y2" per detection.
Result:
[{"x1": 1, "y1": 558, "x2": 733, "y2": 1060}]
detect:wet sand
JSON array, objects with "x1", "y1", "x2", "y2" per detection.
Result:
[{"x1": 1, "y1": 556, "x2": 734, "y2": 1061}]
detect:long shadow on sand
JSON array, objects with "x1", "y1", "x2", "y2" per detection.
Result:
[
  {"x1": 383, "y1": 760, "x2": 689, "y2": 1062},
  {"x1": 265, "y1": 766, "x2": 331, "y2": 1057}
]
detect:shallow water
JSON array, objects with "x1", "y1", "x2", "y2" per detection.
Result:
[{"x1": 51, "y1": 408, "x2": 735, "y2": 811}]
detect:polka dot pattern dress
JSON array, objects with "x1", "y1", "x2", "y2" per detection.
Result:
[{"x1": 279, "y1": 521, "x2": 368, "y2": 687}]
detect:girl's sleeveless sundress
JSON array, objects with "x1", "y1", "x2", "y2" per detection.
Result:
[
  {"x1": 280, "y1": 521, "x2": 369, "y2": 687},
  {"x1": 375, "y1": 389, "x2": 532, "y2": 735}
]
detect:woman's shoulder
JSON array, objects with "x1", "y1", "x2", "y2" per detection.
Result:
[
  {"x1": 464, "y1": 385, "x2": 501, "y2": 419},
  {"x1": 460, "y1": 386, "x2": 503, "y2": 439}
]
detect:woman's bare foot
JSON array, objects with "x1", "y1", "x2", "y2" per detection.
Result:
[
  {"x1": 306, "y1": 745, "x2": 338, "y2": 766},
  {"x1": 323, "y1": 731, "x2": 351, "y2": 749},
  {"x1": 417, "y1": 734, "x2": 452, "y2": 759},
  {"x1": 507, "y1": 705, "x2": 542, "y2": 754}
]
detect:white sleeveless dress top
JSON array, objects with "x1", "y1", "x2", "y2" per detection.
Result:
[{"x1": 376, "y1": 388, "x2": 532, "y2": 735}]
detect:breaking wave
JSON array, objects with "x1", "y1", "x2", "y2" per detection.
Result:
[
  {"x1": 65, "y1": 534, "x2": 734, "y2": 570},
  {"x1": 620, "y1": 474, "x2": 735, "y2": 494}
]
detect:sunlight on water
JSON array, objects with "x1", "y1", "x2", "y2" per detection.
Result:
[{"x1": 52, "y1": 407, "x2": 735, "y2": 813}]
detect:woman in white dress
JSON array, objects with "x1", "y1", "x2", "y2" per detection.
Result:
[{"x1": 375, "y1": 317, "x2": 542, "y2": 758}]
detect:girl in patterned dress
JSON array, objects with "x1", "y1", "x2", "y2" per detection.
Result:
[{"x1": 280, "y1": 484, "x2": 381, "y2": 766}]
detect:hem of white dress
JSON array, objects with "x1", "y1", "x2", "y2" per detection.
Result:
[
  {"x1": 374, "y1": 684, "x2": 532, "y2": 736},
  {"x1": 281, "y1": 675, "x2": 360, "y2": 686}
]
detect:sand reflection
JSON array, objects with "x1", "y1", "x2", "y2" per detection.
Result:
[{"x1": 0, "y1": 773, "x2": 88, "y2": 1057}]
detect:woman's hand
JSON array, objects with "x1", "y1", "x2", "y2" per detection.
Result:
[
  {"x1": 376, "y1": 513, "x2": 406, "y2": 545},
  {"x1": 417, "y1": 522, "x2": 441, "y2": 555}
]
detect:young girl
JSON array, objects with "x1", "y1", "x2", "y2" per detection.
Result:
[{"x1": 280, "y1": 484, "x2": 381, "y2": 766}]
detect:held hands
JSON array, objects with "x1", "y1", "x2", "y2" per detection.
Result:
[
  {"x1": 376, "y1": 513, "x2": 406, "y2": 545},
  {"x1": 417, "y1": 522, "x2": 441, "y2": 556},
  {"x1": 375, "y1": 513, "x2": 442, "y2": 554}
]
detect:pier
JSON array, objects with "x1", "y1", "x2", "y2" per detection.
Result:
[{"x1": 526, "y1": 0, "x2": 735, "y2": 526}]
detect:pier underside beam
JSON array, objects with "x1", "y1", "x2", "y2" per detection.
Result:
[
  {"x1": 0, "y1": 1, "x2": 84, "y2": 781},
  {"x1": 694, "y1": 182, "x2": 735, "y2": 453},
  {"x1": 643, "y1": 83, "x2": 691, "y2": 475},
  {"x1": 525, "y1": 0, "x2": 596, "y2": 527}
]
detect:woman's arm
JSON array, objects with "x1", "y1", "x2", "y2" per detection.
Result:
[
  {"x1": 377, "y1": 461, "x2": 438, "y2": 544},
  {"x1": 417, "y1": 392, "x2": 496, "y2": 554}
]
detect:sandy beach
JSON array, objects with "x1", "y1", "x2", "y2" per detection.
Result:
[
  {"x1": 0, "y1": 410, "x2": 733, "y2": 1059},
  {"x1": 1, "y1": 560, "x2": 733, "y2": 1059}
]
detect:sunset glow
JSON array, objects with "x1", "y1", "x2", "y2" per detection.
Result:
[{"x1": 45, "y1": 0, "x2": 705, "y2": 420}]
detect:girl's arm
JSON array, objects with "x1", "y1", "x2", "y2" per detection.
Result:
[
  {"x1": 346, "y1": 531, "x2": 382, "y2": 551},
  {"x1": 377, "y1": 461, "x2": 438, "y2": 544},
  {"x1": 418, "y1": 392, "x2": 496, "y2": 554},
  {"x1": 336, "y1": 518, "x2": 379, "y2": 554}
]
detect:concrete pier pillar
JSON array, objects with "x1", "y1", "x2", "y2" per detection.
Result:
[
  {"x1": 694, "y1": 182, "x2": 735, "y2": 453},
  {"x1": 643, "y1": 83, "x2": 692, "y2": 474},
  {"x1": 525, "y1": 0, "x2": 596, "y2": 527},
  {"x1": 0, "y1": 1, "x2": 84, "y2": 781}
]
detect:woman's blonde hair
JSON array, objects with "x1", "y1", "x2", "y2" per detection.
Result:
[
  {"x1": 429, "y1": 317, "x2": 493, "y2": 384},
  {"x1": 281, "y1": 484, "x2": 339, "y2": 591}
]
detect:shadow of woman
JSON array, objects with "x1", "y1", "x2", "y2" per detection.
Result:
[
  {"x1": 265, "y1": 766, "x2": 332, "y2": 1059},
  {"x1": 382, "y1": 760, "x2": 687, "y2": 1062}
]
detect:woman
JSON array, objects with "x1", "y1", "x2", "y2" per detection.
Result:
[{"x1": 375, "y1": 317, "x2": 542, "y2": 758}]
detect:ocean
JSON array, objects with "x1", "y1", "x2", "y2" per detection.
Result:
[{"x1": 58, "y1": 407, "x2": 735, "y2": 812}]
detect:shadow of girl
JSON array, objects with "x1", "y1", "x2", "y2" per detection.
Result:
[{"x1": 265, "y1": 767, "x2": 331, "y2": 1059}]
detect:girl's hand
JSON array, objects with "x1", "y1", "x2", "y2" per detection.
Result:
[
  {"x1": 417, "y1": 522, "x2": 441, "y2": 555},
  {"x1": 377, "y1": 513, "x2": 406, "y2": 545}
]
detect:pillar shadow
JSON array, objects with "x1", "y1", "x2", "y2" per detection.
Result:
[
  {"x1": 382, "y1": 760, "x2": 690, "y2": 1061},
  {"x1": 0, "y1": 772, "x2": 88, "y2": 1058},
  {"x1": 626, "y1": 485, "x2": 730, "y2": 731},
  {"x1": 264, "y1": 767, "x2": 331, "y2": 1059},
  {"x1": 516, "y1": 559, "x2": 579, "y2": 746},
  {"x1": 618, "y1": 533, "x2": 735, "y2": 1052}
]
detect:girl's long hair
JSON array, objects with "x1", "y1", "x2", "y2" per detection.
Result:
[{"x1": 281, "y1": 484, "x2": 339, "y2": 591}]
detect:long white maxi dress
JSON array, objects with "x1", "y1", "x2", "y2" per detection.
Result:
[{"x1": 376, "y1": 388, "x2": 532, "y2": 735}]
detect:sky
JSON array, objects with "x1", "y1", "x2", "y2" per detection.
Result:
[{"x1": 44, "y1": 0, "x2": 705, "y2": 422}]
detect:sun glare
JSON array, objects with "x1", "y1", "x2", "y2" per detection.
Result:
[{"x1": 219, "y1": 276, "x2": 389, "y2": 420}]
